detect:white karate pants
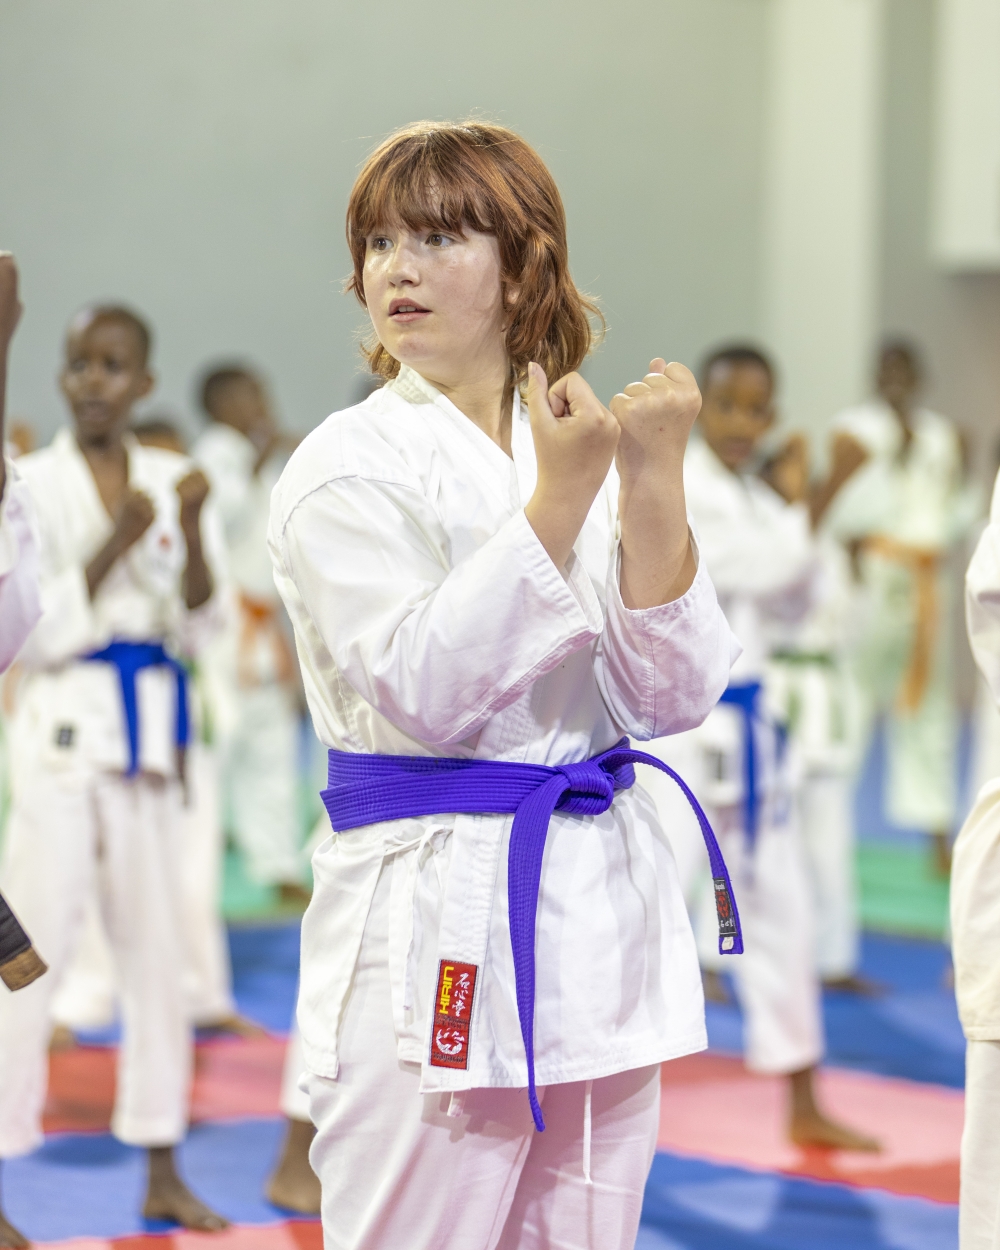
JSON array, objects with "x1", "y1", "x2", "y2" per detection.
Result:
[
  {"x1": 799, "y1": 771, "x2": 860, "y2": 979},
  {"x1": 961, "y1": 1039, "x2": 1000, "y2": 1249},
  {"x1": 306, "y1": 866, "x2": 661, "y2": 1250},
  {"x1": 281, "y1": 1018, "x2": 312, "y2": 1121},
  {"x1": 0, "y1": 770, "x2": 191, "y2": 1156},
  {"x1": 695, "y1": 808, "x2": 823, "y2": 1074},
  {"x1": 50, "y1": 743, "x2": 236, "y2": 1030},
  {"x1": 226, "y1": 684, "x2": 301, "y2": 886}
]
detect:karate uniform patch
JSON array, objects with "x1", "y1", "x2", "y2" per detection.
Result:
[
  {"x1": 713, "y1": 877, "x2": 738, "y2": 951},
  {"x1": 430, "y1": 960, "x2": 478, "y2": 1070}
]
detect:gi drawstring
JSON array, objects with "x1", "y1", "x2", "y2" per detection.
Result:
[
  {"x1": 447, "y1": 1091, "x2": 466, "y2": 1119},
  {"x1": 582, "y1": 1080, "x2": 593, "y2": 1185}
]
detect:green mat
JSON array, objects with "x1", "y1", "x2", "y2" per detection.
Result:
[{"x1": 857, "y1": 840, "x2": 950, "y2": 940}]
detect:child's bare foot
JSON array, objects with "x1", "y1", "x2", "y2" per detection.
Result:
[
  {"x1": 48, "y1": 1024, "x2": 77, "y2": 1053},
  {"x1": 702, "y1": 969, "x2": 731, "y2": 1004},
  {"x1": 788, "y1": 1066, "x2": 880, "y2": 1152},
  {"x1": 276, "y1": 882, "x2": 312, "y2": 910},
  {"x1": 790, "y1": 1109, "x2": 880, "y2": 1151},
  {"x1": 266, "y1": 1117, "x2": 321, "y2": 1214},
  {"x1": 0, "y1": 1211, "x2": 28, "y2": 1249},
  {"x1": 143, "y1": 1146, "x2": 228, "y2": 1231},
  {"x1": 197, "y1": 1013, "x2": 266, "y2": 1038},
  {"x1": 931, "y1": 831, "x2": 952, "y2": 877},
  {"x1": 821, "y1": 974, "x2": 884, "y2": 997}
]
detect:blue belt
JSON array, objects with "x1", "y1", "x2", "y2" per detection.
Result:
[
  {"x1": 320, "y1": 737, "x2": 742, "y2": 1132},
  {"x1": 84, "y1": 640, "x2": 189, "y2": 776},
  {"x1": 718, "y1": 680, "x2": 762, "y2": 845}
]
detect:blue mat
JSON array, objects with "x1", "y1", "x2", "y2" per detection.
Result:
[
  {"x1": 705, "y1": 931, "x2": 965, "y2": 1088},
  {"x1": 638, "y1": 1153, "x2": 958, "y2": 1250},
  {"x1": 3, "y1": 1118, "x2": 295, "y2": 1241}
]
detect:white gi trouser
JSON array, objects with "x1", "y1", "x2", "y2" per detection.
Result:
[
  {"x1": 227, "y1": 683, "x2": 301, "y2": 886},
  {"x1": 694, "y1": 805, "x2": 823, "y2": 1074},
  {"x1": 50, "y1": 741, "x2": 236, "y2": 1029},
  {"x1": 799, "y1": 771, "x2": 859, "y2": 979},
  {"x1": 960, "y1": 1040, "x2": 1000, "y2": 1249},
  {"x1": 0, "y1": 768, "x2": 190, "y2": 1155},
  {"x1": 307, "y1": 864, "x2": 661, "y2": 1250},
  {"x1": 281, "y1": 1017, "x2": 311, "y2": 1121}
]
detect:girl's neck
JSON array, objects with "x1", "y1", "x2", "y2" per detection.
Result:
[{"x1": 418, "y1": 357, "x2": 512, "y2": 456}]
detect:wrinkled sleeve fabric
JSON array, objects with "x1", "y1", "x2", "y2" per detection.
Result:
[
  {"x1": 967, "y1": 470, "x2": 1000, "y2": 707},
  {"x1": 276, "y1": 475, "x2": 604, "y2": 747},
  {"x1": 595, "y1": 534, "x2": 740, "y2": 741},
  {"x1": 0, "y1": 461, "x2": 42, "y2": 672}
]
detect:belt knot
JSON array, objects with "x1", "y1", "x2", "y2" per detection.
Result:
[{"x1": 554, "y1": 760, "x2": 616, "y2": 816}]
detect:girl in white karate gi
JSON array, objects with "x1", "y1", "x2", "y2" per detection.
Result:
[
  {"x1": 670, "y1": 345, "x2": 877, "y2": 1149},
  {"x1": 269, "y1": 120, "x2": 739, "y2": 1249},
  {"x1": 0, "y1": 304, "x2": 229, "y2": 1244}
]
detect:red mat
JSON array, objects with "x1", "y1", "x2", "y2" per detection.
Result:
[
  {"x1": 38, "y1": 1224, "x2": 320, "y2": 1249},
  {"x1": 43, "y1": 1036, "x2": 285, "y2": 1135},
  {"x1": 659, "y1": 1052, "x2": 962, "y2": 1203}
]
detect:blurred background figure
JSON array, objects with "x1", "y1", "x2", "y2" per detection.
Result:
[
  {"x1": 826, "y1": 341, "x2": 979, "y2": 876},
  {"x1": 192, "y1": 366, "x2": 309, "y2": 909}
]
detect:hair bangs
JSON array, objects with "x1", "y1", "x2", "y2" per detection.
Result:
[{"x1": 346, "y1": 120, "x2": 602, "y2": 387}]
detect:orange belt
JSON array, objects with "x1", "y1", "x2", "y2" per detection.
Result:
[
  {"x1": 864, "y1": 534, "x2": 940, "y2": 713},
  {"x1": 238, "y1": 592, "x2": 295, "y2": 686}
]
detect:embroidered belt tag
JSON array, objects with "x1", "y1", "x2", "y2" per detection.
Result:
[
  {"x1": 430, "y1": 959, "x2": 478, "y2": 1070},
  {"x1": 713, "y1": 877, "x2": 738, "y2": 952}
]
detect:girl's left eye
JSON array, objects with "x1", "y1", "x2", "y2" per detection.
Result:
[{"x1": 427, "y1": 233, "x2": 451, "y2": 247}]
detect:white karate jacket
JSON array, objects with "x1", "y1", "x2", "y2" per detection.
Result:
[
  {"x1": 673, "y1": 439, "x2": 817, "y2": 809},
  {"x1": 955, "y1": 468, "x2": 1000, "y2": 1039},
  {"x1": 827, "y1": 400, "x2": 977, "y2": 549},
  {"x1": 269, "y1": 366, "x2": 738, "y2": 1092},
  {"x1": 10, "y1": 429, "x2": 226, "y2": 781},
  {"x1": 0, "y1": 457, "x2": 41, "y2": 672}
]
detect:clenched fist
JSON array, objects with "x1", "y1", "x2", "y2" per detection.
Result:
[
  {"x1": 610, "y1": 359, "x2": 701, "y2": 486},
  {"x1": 176, "y1": 468, "x2": 210, "y2": 534},
  {"x1": 524, "y1": 362, "x2": 619, "y2": 570},
  {"x1": 0, "y1": 253, "x2": 23, "y2": 354},
  {"x1": 113, "y1": 488, "x2": 156, "y2": 552}
]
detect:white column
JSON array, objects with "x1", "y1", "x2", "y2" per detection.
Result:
[
  {"x1": 760, "y1": 0, "x2": 884, "y2": 431},
  {"x1": 931, "y1": 0, "x2": 1000, "y2": 270}
]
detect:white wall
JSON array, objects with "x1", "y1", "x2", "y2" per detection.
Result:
[
  {"x1": 0, "y1": 0, "x2": 767, "y2": 443},
  {"x1": 760, "y1": 0, "x2": 883, "y2": 432},
  {"x1": 931, "y1": 0, "x2": 1000, "y2": 269}
]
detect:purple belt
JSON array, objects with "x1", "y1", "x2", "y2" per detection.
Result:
[{"x1": 321, "y1": 736, "x2": 742, "y2": 1132}]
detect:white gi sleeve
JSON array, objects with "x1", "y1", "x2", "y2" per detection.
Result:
[
  {"x1": 595, "y1": 533, "x2": 739, "y2": 740},
  {"x1": 276, "y1": 476, "x2": 604, "y2": 747},
  {"x1": 0, "y1": 459, "x2": 42, "y2": 671},
  {"x1": 967, "y1": 469, "x2": 1000, "y2": 707}
]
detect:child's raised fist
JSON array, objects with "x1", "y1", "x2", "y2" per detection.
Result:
[
  {"x1": 610, "y1": 359, "x2": 701, "y2": 482},
  {"x1": 0, "y1": 253, "x2": 23, "y2": 353}
]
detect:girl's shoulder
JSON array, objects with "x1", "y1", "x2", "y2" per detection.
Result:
[{"x1": 270, "y1": 386, "x2": 435, "y2": 530}]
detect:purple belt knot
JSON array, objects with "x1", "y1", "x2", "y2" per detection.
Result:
[{"x1": 320, "y1": 737, "x2": 741, "y2": 1133}]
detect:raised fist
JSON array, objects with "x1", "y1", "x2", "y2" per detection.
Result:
[
  {"x1": 829, "y1": 431, "x2": 869, "y2": 485},
  {"x1": 113, "y1": 488, "x2": 156, "y2": 551},
  {"x1": 0, "y1": 253, "x2": 23, "y2": 354},
  {"x1": 176, "y1": 468, "x2": 210, "y2": 531},
  {"x1": 610, "y1": 359, "x2": 701, "y2": 483},
  {"x1": 762, "y1": 433, "x2": 810, "y2": 504}
]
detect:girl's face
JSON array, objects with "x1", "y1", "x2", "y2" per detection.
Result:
[{"x1": 363, "y1": 221, "x2": 508, "y2": 389}]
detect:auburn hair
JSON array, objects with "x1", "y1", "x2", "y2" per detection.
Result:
[{"x1": 346, "y1": 120, "x2": 602, "y2": 389}]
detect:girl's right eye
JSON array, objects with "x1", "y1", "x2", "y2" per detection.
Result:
[{"x1": 369, "y1": 236, "x2": 392, "y2": 253}]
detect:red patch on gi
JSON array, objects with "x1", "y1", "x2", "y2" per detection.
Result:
[{"x1": 430, "y1": 960, "x2": 478, "y2": 1069}]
